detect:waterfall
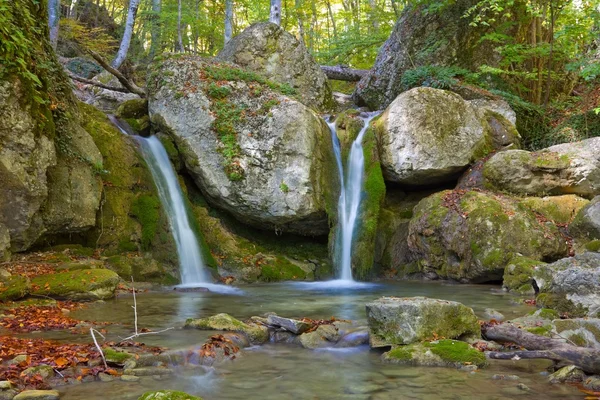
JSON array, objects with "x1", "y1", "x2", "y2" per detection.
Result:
[
  {"x1": 331, "y1": 112, "x2": 380, "y2": 282},
  {"x1": 108, "y1": 116, "x2": 212, "y2": 287}
]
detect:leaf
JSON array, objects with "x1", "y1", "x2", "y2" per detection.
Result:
[{"x1": 54, "y1": 357, "x2": 69, "y2": 367}]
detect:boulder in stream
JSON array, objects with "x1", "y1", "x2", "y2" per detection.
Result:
[
  {"x1": 382, "y1": 339, "x2": 487, "y2": 368},
  {"x1": 184, "y1": 313, "x2": 268, "y2": 344},
  {"x1": 365, "y1": 297, "x2": 480, "y2": 347},
  {"x1": 138, "y1": 391, "x2": 202, "y2": 400}
]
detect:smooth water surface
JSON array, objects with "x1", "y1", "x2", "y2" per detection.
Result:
[{"x1": 52, "y1": 281, "x2": 584, "y2": 400}]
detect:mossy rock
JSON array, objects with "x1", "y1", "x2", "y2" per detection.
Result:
[
  {"x1": 116, "y1": 99, "x2": 148, "y2": 119},
  {"x1": 585, "y1": 240, "x2": 600, "y2": 252},
  {"x1": 553, "y1": 318, "x2": 600, "y2": 349},
  {"x1": 30, "y1": 269, "x2": 119, "y2": 300},
  {"x1": 519, "y1": 195, "x2": 589, "y2": 224},
  {"x1": 383, "y1": 340, "x2": 487, "y2": 368},
  {"x1": 138, "y1": 391, "x2": 202, "y2": 400},
  {"x1": 184, "y1": 313, "x2": 268, "y2": 344},
  {"x1": 502, "y1": 255, "x2": 544, "y2": 295},
  {"x1": 104, "y1": 348, "x2": 134, "y2": 364},
  {"x1": 0, "y1": 275, "x2": 31, "y2": 302}
]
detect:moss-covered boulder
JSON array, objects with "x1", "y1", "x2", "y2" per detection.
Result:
[
  {"x1": 0, "y1": 224, "x2": 9, "y2": 261},
  {"x1": 570, "y1": 196, "x2": 600, "y2": 241},
  {"x1": 502, "y1": 256, "x2": 545, "y2": 295},
  {"x1": 217, "y1": 22, "x2": 334, "y2": 112},
  {"x1": 519, "y1": 195, "x2": 589, "y2": 224},
  {"x1": 148, "y1": 56, "x2": 338, "y2": 236},
  {"x1": 298, "y1": 324, "x2": 341, "y2": 349},
  {"x1": 138, "y1": 391, "x2": 202, "y2": 400},
  {"x1": 105, "y1": 255, "x2": 177, "y2": 283},
  {"x1": 184, "y1": 313, "x2": 268, "y2": 344},
  {"x1": 533, "y1": 252, "x2": 600, "y2": 317},
  {"x1": 374, "y1": 88, "x2": 517, "y2": 186},
  {"x1": 366, "y1": 297, "x2": 480, "y2": 348},
  {"x1": 408, "y1": 190, "x2": 568, "y2": 282},
  {"x1": 30, "y1": 269, "x2": 120, "y2": 300},
  {"x1": 329, "y1": 110, "x2": 385, "y2": 279},
  {"x1": 382, "y1": 340, "x2": 487, "y2": 368},
  {"x1": 0, "y1": 275, "x2": 31, "y2": 302},
  {"x1": 483, "y1": 138, "x2": 600, "y2": 197},
  {"x1": 553, "y1": 318, "x2": 600, "y2": 349},
  {"x1": 115, "y1": 99, "x2": 150, "y2": 136},
  {"x1": 508, "y1": 309, "x2": 559, "y2": 336}
]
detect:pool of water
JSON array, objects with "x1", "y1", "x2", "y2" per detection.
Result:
[{"x1": 43, "y1": 281, "x2": 583, "y2": 399}]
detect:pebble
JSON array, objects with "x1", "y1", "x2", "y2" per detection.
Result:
[
  {"x1": 460, "y1": 365, "x2": 478, "y2": 372},
  {"x1": 98, "y1": 373, "x2": 114, "y2": 382},
  {"x1": 0, "y1": 382, "x2": 12, "y2": 390},
  {"x1": 120, "y1": 375, "x2": 140, "y2": 382},
  {"x1": 13, "y1": 390, "x2": 60, "y2": 400}
]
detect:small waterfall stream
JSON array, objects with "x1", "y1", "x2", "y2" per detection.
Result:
[{"x1": 330, "y1": 112, "x2": 380, "y2": 282}]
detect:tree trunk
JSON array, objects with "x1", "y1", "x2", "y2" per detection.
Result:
[
  {"x1": 177, "y1": 0, "x2": 185, "y2": 52},
  {"x1": 325, "y1": 0, "x2": 337, "y2": 39},
  {"x1": 224, "y1": 0, "x2": 233, "y2": 44},
  {"x1": 269, "y1": 0, "x2": 282, "y2": 25},
  {"x1": 295, "y1": 0, "x2": 305, "y2": 45},
  {"x1": 390, "y1": 0, "x2": 400, "y2": 18},
  {"x1": 149, "y1": 0, "x2": 162, "y2": 59},
  {"x1": 48, "y1": 0, "x2": 61, "y2": 49},
  {"x1": 369, "y1": 0, "x2": 379, "y2": 31},
  {"x1": 483, "y1": 323, "x2": 600, "y2": 374},
  {"x1": 321, "y1": 65, "x2": 368, "y2": 81},
  {"x1": 112, "y1": 0, "x2": 142, "y2": 69}
]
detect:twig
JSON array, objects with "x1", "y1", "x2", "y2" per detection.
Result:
[
  {"x1": 132, "y1": 277, "x2": 138, "y2": 337},
  {"x1": 120, "y1": 327, "x2": 175, "y2": 342},
  {"x1": 68, "y1": 72, "x2": 131, "y2": 93},
  {"x1": 90, "y1": 327, "x2": 108, "y2": 369}
]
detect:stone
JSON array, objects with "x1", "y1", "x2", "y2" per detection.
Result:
[
  {"x1": 482, "y1": 308, "x2": 505, "y2": 322},
  {"x1": 408, "y1": 190, "x2": 567, "y2": 282},
  {"x1": 335, "y1": 329, "x2": 370, "y2": 348},
  {"x1": 548, "y1": 366, "x2": 586, "y2": 384},
  {"x1": 0, "y1": 224, "x2": 10, "y2": 261},
  {"x1": 148, "y1": 56, "x2": 338, "y2": 236},
  {"x1": 570, "y1": 196, "x2": 600, "y2": 240},
  {"x1": 519, "y1": 195, "x2": 589, "y2": 225},
  {"x1": 98, "y1": 372, "x2": 115, "y2": 382},
  {"x1": 266, "y1": 315, "x2": 311, "y2": 334},
  {"x1": 298, "y1": 324, "x2": 341, "y2": 349},
  {"x1": 184, "y1": 313, "x2": 268, "y2": 344},
  {"x1": 374, "y1": 88, "x2": 517, "y2": 186},
  {"x1": 508, "y1": 309, "x2": 559, "y2": 336},
  {"x1": 502, "y1": 256, "x2": 545, "y2": 295},
  {"x1": 0, "y1": 382, "x2": 13, "y2": 390},
  {"x1": 584, "y1": 376, "x2": 600, "y2": 391},
  {"x1": 217, "y1": 22, "x2": 334, "y2": 111},
  {"x1": 382, "y1": 340, "x2": 487, "y2": 368},
  {"x1": 0, "y1": 275, "x2": 31, "y2": 302},
  {"x1": 81, "y1": 71, "x2": 139, "y2": 112},
  {"x1": 21, "y1": 365, "x2": 54, "y2": 380},
  {"x1": 29, "y1": 269, "x2": 119, "y2": 300},
  {"x1": 124, "y1": 367, "x2": 174, "y2": 377},
  {"x1": 137, "y1": 391, "x2": 202, "y2": 400},
  {"x1": 120, "y1": 375, "x2": 140, "y2": 382},
  {"x1": 365, "y1": 297, "x2": 480, "y2": 347},
  {"x1": 483, "y1": 138, "x2": 600, "y2": 197},
  {"x1": 534, "y1": 252, "x2": 600, "y2": 317},
  {"x1": 553, "y1": 318, "x2": 600, "y2": 349},
  {"x1": 13, "y1": 391, "x2": 59, "y2": 400},
  {"x1": 8, "y1": 355, "x2": 28, "y2": 365}
]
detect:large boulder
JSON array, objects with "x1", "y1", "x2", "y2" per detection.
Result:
[
  {"x1": 217, "y1": 22, "x2": 334, "y2": 111},
  {"x1": 483, "y1": 138, "x2": 600, "y2": 197},
  {"x1": 534, "y1": 252, "x2": 600, "y2": 317},
  {"x1": 373, "y1": 87, "x2": 518, "y2": 185},
  {"x1": 353, "y1": 0, "x2": 501, "y2": 110},
  {"x1": 148, "y1": 56, "x2": 338, "y2": 235},
  {"x1": 570, "y1": 196, "x2": 600, "y2": 240},
  {"x1": 365, "y1": 297, "x2": 480, "y2": 348},
  {"x1": 30, "y1": 269, "x2": 120, "y2": 301},
  {"x1": 408, "y1": 190, "x2": 568, "y2": 282}
]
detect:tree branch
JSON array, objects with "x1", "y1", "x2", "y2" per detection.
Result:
[
  {"x1": 86, "y1": 50, "x2": 146, "y2": 98},
  {"x1": 321, "y1": 65, "x2": 369, "y2": 82},
  {"x1": 68, "y1": 72, "x2": 132, "y2": 93}
]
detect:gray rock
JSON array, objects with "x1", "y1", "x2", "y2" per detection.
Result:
[
  {"x1": 548, "y1": 365, "x2": 585, "y2": 384},
  {"x1": 148, "y1": 56, "x2": 337, "y2": 235},
  {"x1": 534, "y1": 252, "x2": 600, "y2": 317},
  {"x1": 482, "y1": 308, "x2": 505, "y2": 322},
  {"x1": 217, "y1": 22, "x2": 334, "y2": 111},
  {"x1": 120, "y1": 375, "x2": 140, "y2": 382},
  {"x1": 266, "y1": 315, "x2": 311, "y2": 334},
  {"x1": 365, "y1": 297, "x2": 480, "y2": 347},
  {"x1": 335, "y1": 329, "x2": 370, "y2": 348},
  {"x1": 374, "y1": 87, "x2": 517, "y2": 186},
  {"x1": 584, "y1": 376, "x2": 600, "y2": 391},
  {"x1": 98, "y1": 372, "x2": 115, "y2": 382},
  {"x1": 13, "y1": 391, "x2": 59, "y2": 400},
  {"x1": 553, "y1": 318, "x2": 600, "y2": 349},
  {"x1": 21, "y1": 365, "x2": 54, "y2": 380},
  {"x1": 123, "y1": 367, "x2": 174, "y2": 377},
  {"x1": 298, "y1": 324, "x2": 340, "y2": 349},
  {"x1": 570, "y1": 196, "x2": 600, "y2": 240}
]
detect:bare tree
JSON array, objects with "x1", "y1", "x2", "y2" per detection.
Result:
[
  {"x1": 177, "y1": 0, "x2": 184, "y2": 52},
  {"x1": 224, "y1": 0, "x2": 234, "y2": 45},
  {"x1": 112, "y1": 0, "x2": 142, "y2": 69},
  {"x1": 48, "y1": 0, "x2": 61, "y2": 49},
  {"x1": 269, "y1": 0, "x2": 282, "y2": 25}
]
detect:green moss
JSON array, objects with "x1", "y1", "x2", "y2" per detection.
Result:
[
  {"x1": 138, "y1": 390, "x2": 202, "y2": 400},
  {"x1": 532, "y1": 308, "x2": 560, "y2": 320},
  {"x1": 503, "y1": 256, "x2": 543, "y2": 294},
  {"x1": 106, "y1": 255, "x2": 133, "y2": 279},
  {"x1": 260, "y1": 258, "x2": 307, "y2": 282},
  {"x1": 525, "y1": 325, "x2": 553, "y2": 336},
  {"x1": 585, "y1": 240, "x2": 600, "y2": 252},
  {"x1": 425, "y1": 340, "x2": 487, "y2": 367},
  {"x1": 103, "y1": 348, "x2": 134, "y2": 364},
  {"x1": 536, "y1": 293, "x2": 588, "y2": 318},
  {"x1": 131, "y1": 195, "x2": 161, "y2": 250},
  {"x1": 0, "y1": 276, "x2": 31, "y2": 301},
  {"x1": 386, "y1": 346, "x2": 415, "y2": 361},
  {"x1": 30, "y1": 269, "x2": 119, "y2": 300},
  {"x1": 115, "y1": 99, "x2": 148, "y2": 119}
]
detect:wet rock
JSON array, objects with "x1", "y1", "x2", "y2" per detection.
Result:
[
  {"x1": 382, "y1": 340, "x2": 487, "y2": 368},
  {"x1": 553, "y1": 318, "x2": 600, "y2": 349},
  {"x1": 8, "y1": 355, "x2": 28, "y2": 366},
  {"x1": 221, "y1": 332, "x2": 251, "y2": 348},
  {"x1": 123, "y1": 367, "x2": 174, "y2": 377},
  {"x1": 548, "y1": 365, "x2": 585, "y2": 384},
  {"x1": 298, "y1": 325, "x2": 340, "y2": 349},
  {"x1": 508, "y1": 309, "x2": 559, "y2": 336},
  {"x1": 21, "y1": 365, "x2": 54, "y2": 380},
  {"x1": 137, "y1": 390, "x2": 202, "y2": 400},
  {"x1": 366, "y1": 297, "x2": 480, "y2": 347},
  {"x1": 584, "y1": 376, "x2": 600, "y2": 391},
  {"x1": 13, "y1": 391, "x2": 59, "y2": 400},
  {"x1": 267, "y1": 315, "x2": 311, "y2": 334},
  {"x1": 29, "y1": 269, "x2": 119, "y2": 300},
  {"x1": 482, "y1": 308, "x2": 505, "y2": 322},
  {"x1": 120, "y1": 375, "x2": 140, "y2": 382},
  {"x1": 335, "y1": 329, "x2": 370, "y2": 348},
  {"x1": 270, "y1": 331, "x2": 298, "y2": 344},
  {"x1": 184, "y1": 313, "x2": 268, "y2": 344},
  {"x1": 98, "y1": 372, "x2": 115, "y2": 382},
  {"x1": 0, "y1": 382, "x2": 12, "y2": 390},
  {"x1": 533, "y1": 252, "x2": 600, "y2": 317}
]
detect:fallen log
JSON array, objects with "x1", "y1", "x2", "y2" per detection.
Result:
[
  {"x1": 483, "y1": 323, "x2": 600, "y2": 374},
  {"x1": 321, "y1": 65, "x2": 369, "y2": 82}
]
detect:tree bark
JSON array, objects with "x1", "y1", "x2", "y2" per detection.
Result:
[
  {"x1": 321, "y1": 65, "x2": 369, "y2": 81},
  {"x1": 88, "y1": 50, "x2": 146, "y2": 97},
  {"x1": 484, "y1": 323, "x2": 600, "y2": 374},
  {"x1": 325, "y1": 0, "x2": 337, "y2": 39},
  {"x1": 269, "y1": 0, "x2": 282, "y2": 26},
  {"x1": 177, "y1": 0, "x2": 185, "y2": 52},
  {"x1": 48, "y1": 0, "x2": 61, "y2": 49},
  {"x1": 149, "y1": 0, "x2": 162, "y2": 59},
  {"x1": 68, "y1": 72, "x2": 132, "y2": 93},
  {"x1": 112, "y1": 0, "x2": 141, "y2": 69},
  {"x1": 295, "y1": 0, "x2": 305, "y2": 45},
  {"x1": 224, "y1": 0, "x2": 234, "y2": 45}
]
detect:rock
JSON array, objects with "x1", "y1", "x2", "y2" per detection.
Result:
[
  {"x1": 382, "y1": 340, "x2": 487, "y2": 368},
  {"x1": 137, "y1": 391, "x2": 202, "y2": 400},
  {"x1": 483, "y1": 138, "x2": 600, "y2": 197},
  {"x1": 584, "y1": 376, "x2": 600, "y2": 391},
  {"x1": 98, "y1": 372, "x2": 115, "y2": 382},
  {"x1": 0, "y1": 382, "x2": 13, "y2": 390},
  {"x1": 81, "y1": 71, "x2": 139, "y2": 112},
  {"x1": 21, "y1": 365, "x2": 54, "y2": 380},
  {"x1": 0, "y1": 275, "x2": 31, "y2": 302},
  {"x1": 408, "y1": 190, "x2": 568, "y2": 282},
  {"x1": 0, "y1": 224, "x2": 10, "y2": 261},
  {"x1": 30, "y1": 269, "x2": 120, "y2": 300},
  {"x1": 148, "y1": 56, "x2": 338, "y2": 236},
  {"x1": 270, "y1": 330, "x2": 298, "y2": 344},
  {"x1": 353, "y1": 0, "x2": 500, "y2": 110},
  {"x1": 365, "y1": 297, "x2": 480, "y2": 347},
  {"x1": 217, "y1": 22, "x2": 334, "y2": 111},
  {"x1": 13, "y1": 391, "x2": 59, "y2": 400},
  {"x1": 570, "y1": 196, "x2": 600, "y2": 240},
  {"x1": 103, "y1": 348, "x2": 134, "y2": 365},
  {"x1": 548, "y1": 365, "x2": 586, "y2": 384},
  {"x1": 534, "y1": 252, "x2": 600, "y2": 317},
  {"x1": 115, "y1": 99, "x2": 150, "y2": 136},
  {"x1": 298, "y1": 324, "x2": 340, "y2": 349},
  {"x1": 553, "y1": 318, "x2": 600, "y2": 349},
  {"x1": 221, "y1": 332, "x2": 251, "y2": 348},
  {"x1": 124, "y1": 367, "x2": 174, "y2": 377},
  {"x1": 502, "y1": 256, "x2": 545, "y2": 295},
  {"x1": 335, "y1": 329, "x2": 370, "y2": 348},
  {"x1": 508, "y1": 309, "x2": 559, "y2": 336},
  {"x1": 8, "y1": 355, "x2": 28, "y2": 365},
  {"x1": 266, "y1": 315, "x2": 311, "y2": 334},
  {"x1": 519, "y1": 195, "x2": 589, "y2": 225},
  {"x1": 184, "y1": 313, "x2": 268, "y2": 344},
  {"x1": 482, "y1": 308, "x2": 505, "y2": 322},
  {"x1": 373, "y1": 87, "x2": 517, "y2": 185}
]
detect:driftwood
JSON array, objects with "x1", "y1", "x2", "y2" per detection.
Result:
[
  {"x1": 86, "y1": 50, "x2": 146, "y2": 98},
  {"x1": 483, "y1": 323, "x2": 600, "y2": 374},
  {"x1": 321, "y1": 65, "x2": 369, "y2": 82},
  {"x1": 68, "y1": 72, "x2": 131, "y2": 93}
]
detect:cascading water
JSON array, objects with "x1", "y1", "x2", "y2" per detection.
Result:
[{"x1": 331, "y1": 112, "x2": 380, "y2": 282}]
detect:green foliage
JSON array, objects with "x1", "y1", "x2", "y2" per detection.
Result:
[
  {"x1": 279, "y1": 182, "x2": 289, "y2": 193},
  {"x1": 207, "y1": 82, "x2": 232, "y2": 99},
  {"x1": 58, "y1": 18, "x2": 117, "y2": 58},
  {"x1": 400, "y1": 65, "x2": 472, "y2": 91}
]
